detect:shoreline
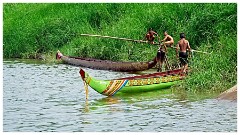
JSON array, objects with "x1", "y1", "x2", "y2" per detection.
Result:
[{"x1": 217, "y1": 85, "x2": 237, "y2": 101}]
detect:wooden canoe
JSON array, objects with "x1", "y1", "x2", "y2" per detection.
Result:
[
  {"x1": 56, "y1": 51, "x2": 157, "y2": 72},
  {"x1": 79, "y1": 68, "x2": 185, "y2": 96}
]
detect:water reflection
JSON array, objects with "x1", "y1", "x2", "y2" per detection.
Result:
[
  {"x1": 95, "y1": 96, "x2": 121, "y2": 105},
  {"x1": 84, "y1": 100, "x2": 89, "y2": 113},
  {"x1": 83, "y1": 89, "x2": 209, "y2": 113},
  {"x1": 83, "y1": 97, "x2": 123, "y2": 113}
]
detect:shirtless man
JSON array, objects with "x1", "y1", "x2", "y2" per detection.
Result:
[
  {"x1": 161, "y1": 31, "x2": 174, "y2": 47},
  {"x1": 144, "y1": 28, "x2": 159, "y2": 44},
  {"x1": 176, "y1": 33, "x2": 191, "y2": 73}
]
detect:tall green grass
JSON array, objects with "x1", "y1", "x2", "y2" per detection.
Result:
[
  {"x1": 175, "y1": 34, "x2": 237, "y2": 92},
  {"x1": 3, "y1": 3, "x2": 237, "y2": 92}
]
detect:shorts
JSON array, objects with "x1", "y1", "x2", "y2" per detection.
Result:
[
  {"x1": 157, "y1": 50, "x2": 165, "y2": 62},
  {"x1": 179, "y1": 52, "x2": 188, "y2": 65}
]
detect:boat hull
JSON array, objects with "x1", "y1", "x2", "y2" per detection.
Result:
[
  {"x1": 80, "y1": 68, "x2": 184, "y2": 96},
  {"x1": 57, "y1": 51, "x2": 157, "y2": 72}
]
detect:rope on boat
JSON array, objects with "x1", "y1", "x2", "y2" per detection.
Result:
[{"x1": 83, "y1": 81, "x2": 89, "y2": 100}]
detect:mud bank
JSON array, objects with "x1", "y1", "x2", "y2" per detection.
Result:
[{"x1": 217, "y1": 85, "x2": 237, "y2": 101}]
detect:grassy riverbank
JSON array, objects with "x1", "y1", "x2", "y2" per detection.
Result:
[{"x1": 3, "y1": 3, "x2": 237, "y2": 92}]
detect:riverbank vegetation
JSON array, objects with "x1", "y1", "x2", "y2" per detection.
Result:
[{"x1": 3, "y1": 3, "x2": 237, "y2": 92}]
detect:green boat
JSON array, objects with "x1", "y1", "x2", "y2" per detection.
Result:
[{"x1": 80, "y1": 68, "x2": 185, "y2": 97}]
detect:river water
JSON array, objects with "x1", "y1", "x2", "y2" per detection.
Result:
[{"x1": 3, "y1": 59, "x2": 237, "y2": 132}]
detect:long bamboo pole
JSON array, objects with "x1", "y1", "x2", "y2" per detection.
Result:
[
  {"x1": 80, "y1": 34, "x2": 148, "y2": 43},
  {"x1": 169, "y1": 46, "x2": 211, "y2": 54},
  {"x1": 81, "y1": 33, "x2": 211, "y2": 54}
]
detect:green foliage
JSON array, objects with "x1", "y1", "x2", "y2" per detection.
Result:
[
  {"x1": 182, "y1": 34, "x2": 237, "y2": 92},
  {"x1": 3, "y1": 3, "x2": 237, "y2": 92}
]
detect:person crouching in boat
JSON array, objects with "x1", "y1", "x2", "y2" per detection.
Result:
[
  {"x1": 161, "y1": 31, "x2": 174, "y2": 47},
  {"x1": 157, "y1": 43, "x2": 167, "y2": 72},
  {"x1": 176, "y1": 33, "x2": 191, "y2": 74},
  {"x1": 144, "y1": 28, "x2": 160, "y2": 44}
]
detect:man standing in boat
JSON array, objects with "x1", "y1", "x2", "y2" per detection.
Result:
[
  {"x1": 144, "y1": 28, "x2": 160, "y2": 44},
  {"x1": 161, "y1": 31, "x2": 174, "y2": 47},
  {"x1": 176, "y1": 33, "x2": 191, "y2": 74},
  {"x1": 157, "y1": 43, "x2": 167, "y2": 72}
]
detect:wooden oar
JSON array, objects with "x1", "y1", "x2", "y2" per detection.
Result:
[{"x1": 80, "y1": 34, "x2": 148, "y2": 43}]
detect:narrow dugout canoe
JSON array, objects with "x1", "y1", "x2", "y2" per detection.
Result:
[
  {"x1": 79, "y1": 68, "x2": 185, "y2": 96},
  {"x1": 56, "y1": 51, "x2": 157, "y2": 72}
]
